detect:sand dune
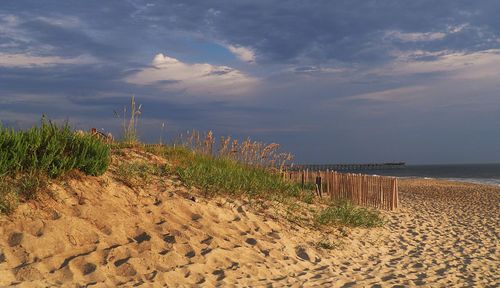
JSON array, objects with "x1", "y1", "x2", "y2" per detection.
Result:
[{"x1": 0, "y1": 152, "x2": 498, "y2": 287}]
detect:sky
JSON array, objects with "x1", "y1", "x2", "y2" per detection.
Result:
[{"x1": 1, "y1": 1, "x2": 500, "y2": 164}]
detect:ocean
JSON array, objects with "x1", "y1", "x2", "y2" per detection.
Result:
[{"x1": 341, "y1": 164, "x2": 500, "y2": 186}]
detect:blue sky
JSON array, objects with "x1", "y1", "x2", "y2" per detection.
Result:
[{"x1": 1, "y1": 1, "x2": 499, "y2": 164}]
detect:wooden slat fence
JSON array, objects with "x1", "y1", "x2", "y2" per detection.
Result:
[{"x1": 285, "y1": 170, "x2": 399, "y2": 210}]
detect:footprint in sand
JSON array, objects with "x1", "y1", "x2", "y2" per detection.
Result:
[
  {"x1": 8, "y1": 232, "x2": 23, "y2": 247},
  {"x1": 267, "y1": 231, "x2": 281, "y2": 240},
  {"x1": 114, "y1": 256, "x2": 131, "y2": 267},
  {"x1": 201, "y1": 247, "x2": 212, "y2": 256},
  {"x1": 200, "y1": 235, "x2": 213, "y2": 245},
  {"x1": 146, "y1": 270, "x2": 158, "y2": 281},
  {"x1": 260, "y1": 249, "x2": 270, "y2": 257},
  {"x1": 185, "y1": 250, "x2": 196, "y2": 258},
  {"x1": 81, "y1": 263, "x2": 97, "y2": 275},
  {"x1": 191, "y1": 214, "x2": 202, "y2": 221},
  {"x1": 295, "y1": 247, "x2": 310, "y2": 261},
  {"x1": 163, "y1": 234, "x2": 176, "y2": 244},
  {"x1": 212, "y1": 269, "x2": 225, "y2": 281},
  {"x1": 245, "y1": 238, "x2": 257, "y2": 246},
  {"x1": 133, "y1": 232, "x2": 151, "y2": 243}
]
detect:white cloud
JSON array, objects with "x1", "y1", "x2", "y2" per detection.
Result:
[
  {"x1": 341, "y1": 86, "x2": 427, "y2": 103},
  {"x1": 126, "y1": 53, "x2": 258, "y2": 97},
  {"x1": 226, "y1": 45, "x2": 255, "y2": 63},
  {"x1": 35, "y1": 15, "x2": 82, "y2": 27},
  {"x1": 385, "y1": 30, "x2": 446, "y2": 42},
  {"x1": 289, "y1": 65, "x2": 344, "y2": 74},
  {"x1": 0, "y1": 53, "x2": 97, "y2": 67},
  {"x1": 385, "y1": 49, "x2": 500, "y2": 79},
  {"x1": 325, "y1": 49, "x2": 500, "y2": 111}
]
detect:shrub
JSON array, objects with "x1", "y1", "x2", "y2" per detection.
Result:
[{"x1": 315, "y1": 200, "x2": 384, "y2": 228}]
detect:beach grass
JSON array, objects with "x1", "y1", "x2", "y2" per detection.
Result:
[
  {"x1": 0, "y1": 179, "x2": 18, "y2": 214},
  {"x1": 315, "y1": 200, "x2": 384, "y2": 228},
  {"x1": 144, "y1": 143, "x2": 386, "y2": 229},
  {"x1": 146, "y1": 145, "x2": 302, "y2": 200},
  {"x1": 0, "y1": 118, "x2": 110, "y2": 178}
]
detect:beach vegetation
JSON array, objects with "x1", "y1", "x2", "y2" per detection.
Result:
[
  {"x1": 0, "y1": 97, "x2": 386, "y2": 233},
  {"x1": 0, "y1": 118, "x2": 111, "y2": 214},
  {"x1": 149, "y1": 145, "x2": 301, "y2": 199},
  {"x1": 18, "y1": 172, "x2": 49, "y2": 200},
  {"x1": 0, "y1": 178, "x2": 19, "y2": 214},
  {"x1": 172, "y1": 130, "x2": 293, "y2": 169},
  {"x1": 316, "y1": 239, "x2": 340, "y2": 250},
  {"x1": 114, "y1": 95, "x2": 142, "y2": 145},
  {"x1": 314, "y1": 200, "x2": 384, "y2": 228},
  {"x1": 0, "y1": 118, "x2": 110, "y2": 178}
]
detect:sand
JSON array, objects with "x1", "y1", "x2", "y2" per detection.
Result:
[{"x1": 0, "y1": 152, "x2": 498, "y2": 287}]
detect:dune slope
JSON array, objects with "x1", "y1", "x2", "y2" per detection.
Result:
[{"x1": 0, "y1": 150, "x2": 348, "y2": 287}]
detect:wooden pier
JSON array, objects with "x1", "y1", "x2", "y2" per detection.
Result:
[{"x1": 290, "y1": 162, "x2": 405, "y2": 171}]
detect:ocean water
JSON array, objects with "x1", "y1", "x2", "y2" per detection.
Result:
[{"x1": 341, "y1": 164, "x2": 500, "y2": 186}]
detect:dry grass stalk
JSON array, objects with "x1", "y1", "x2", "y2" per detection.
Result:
[{"x1": 173, "y1": 129, "x2": 294, "y2": 170}]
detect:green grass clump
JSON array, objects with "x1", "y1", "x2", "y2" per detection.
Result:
[
  {"x1": 146, "y1": 143, "x2": 302, "y2": 199},
  {"x1": 0, "y1": 173, "x2": 48, "y2": 214},
  {"x1": 176, "y1": 153, "x2": 300, "y2": 198},
  {"x1": 17, "y1": 172, "x2": 48, "y2": 200},
  {"x1": 315, "y1": 200, "x2": 384, "y2": 228},
  {"x1": 0, "y1": 178, "x2": 19, "y2": 214},
  {"x1": 316, "y1": 239, "x2": 339, "y2": 250},
  {"x1": 0, "y1": 118, "x2": 111, "y2": 214},
  {"x1": 0, "y1": 118, "x2": 110, "y2": 178}
]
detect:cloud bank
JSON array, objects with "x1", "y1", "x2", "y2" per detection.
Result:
[
  {"x1": 0, "y1": 53, "x2": 96, "y2": 67},
  {"x1": 126, "y1": 53, "x2": 257, "y2": 98}
]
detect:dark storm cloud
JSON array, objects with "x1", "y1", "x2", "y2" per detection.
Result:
[
  {"x1": 2, "y1": 1, "x2": 499, "y2": 64},
  {"x1": 0, "y1": 65, "x2": 127, "y2": 96},
  {"x1": 121, "y1": 0, "x2": 500, "y2": 63},
  {"x1": 1, "y1": 1, "x2": 499, "y2": 164},
  {"x1": 17, "y1": 19, "x2": 115, "y2": 58}
]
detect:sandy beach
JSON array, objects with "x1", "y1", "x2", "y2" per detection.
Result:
[{"x1": 0, "y1": 153, "x2": 498, "y2": 287}]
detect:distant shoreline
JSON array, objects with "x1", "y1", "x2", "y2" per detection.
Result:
[
  {"x1": 311, "y1": 163, "x2": 500, "y2": 187},
  {"x1": 392, "y1": 175, "x2": 500, "y2": 187}
]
